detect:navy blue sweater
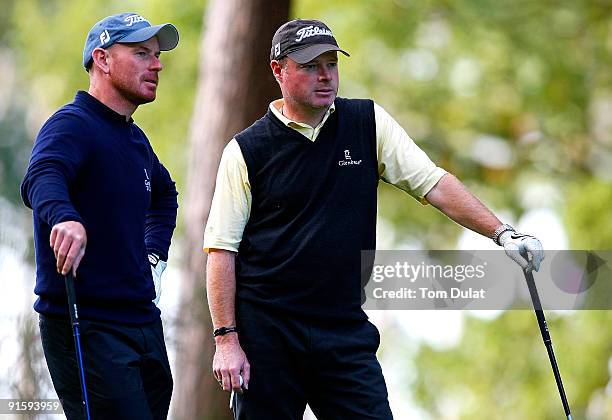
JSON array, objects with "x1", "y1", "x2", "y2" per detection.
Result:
[{"x1": 21, "y1": 91, "x2": 178, "y2": 325}]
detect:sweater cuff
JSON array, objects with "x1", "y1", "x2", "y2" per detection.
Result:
[
  {"x1": 49, "y1": 211, "x2": 85, "y2": 228},
  {"x1": 146, "y1": 247, "x2": 168, "y2": 262}
]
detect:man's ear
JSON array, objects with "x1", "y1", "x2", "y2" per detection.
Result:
[
  {"x1": 91, "y1": 47, "x2": 111, "y2": 74},
  {"x1": 270, "y1": 60, "x2": 283, "y2": 84}
]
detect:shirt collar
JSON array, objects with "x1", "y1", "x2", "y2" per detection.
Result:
[{"x1": 268, "y1": 99, "x2": 335, "y2": 129}]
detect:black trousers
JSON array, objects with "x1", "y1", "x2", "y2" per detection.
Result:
[
  {"x1": 39, "y1": 314, "x2": 173, "y2": 420},
  {"x1": 233, "y1": 302, "x2": 393, "y2": 420}
]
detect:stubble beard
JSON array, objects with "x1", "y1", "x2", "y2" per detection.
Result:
[
  {"x1": 297, "y1": 90, "x2": 337, "y2": 111},
  {"x1": 112, "y1": 75, "x2": 156, "y2": 106}
]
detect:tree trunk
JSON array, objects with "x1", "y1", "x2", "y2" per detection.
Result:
[{"x1": 173, "y1": 1, "x2": 290, "y2": 419}]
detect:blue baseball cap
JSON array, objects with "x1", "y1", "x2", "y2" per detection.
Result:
[{"x1": 83, "y1": 13, "x2": 179, "y2": 70}]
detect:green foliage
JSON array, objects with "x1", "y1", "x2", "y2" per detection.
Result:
[
  {"x1": 565, "y1": 179, "x2": 612, "y2": 248},
  {"x1": 413, "y1": 311, "x2": 612, "y2": 419}
]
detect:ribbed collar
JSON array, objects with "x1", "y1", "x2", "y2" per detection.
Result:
[{"x1": 74, "y1": 91, "x2": 134, "y2": 124}]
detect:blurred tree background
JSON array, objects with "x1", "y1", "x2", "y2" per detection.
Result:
[{"x1": 0, "y1": 0, "x2": 611, "y2": 419}]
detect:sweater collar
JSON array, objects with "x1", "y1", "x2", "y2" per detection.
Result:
[{"x1": 74, "y1": 91, "x2": 134, "y2": 124}]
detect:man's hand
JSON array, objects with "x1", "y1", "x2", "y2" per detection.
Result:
[
  {"x1": 212, "y1": 333, "x2": 250, "y2": 394},
  {"x1": 50, "y1": 221, "x2": 87, "y2": 276},
  {"x1": 499, "y1": 230, "x2": 544, "y2": 272},
  {"x1": 149, "y1": 253, "x2": 167, "y2": 305}
]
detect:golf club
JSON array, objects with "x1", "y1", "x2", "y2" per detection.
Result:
[
  {"x1": 65, "y1": 272, "x2": 91, "y2": 420},
  {"x1": 522, "y1": 266, "x2": 572, "y2": 420}
]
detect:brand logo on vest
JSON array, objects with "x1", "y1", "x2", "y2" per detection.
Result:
[{"x1": 339, "y1": 149, "x2": 362, "y2": 166}]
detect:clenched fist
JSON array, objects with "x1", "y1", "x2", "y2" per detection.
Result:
[{"x1": 50, "y1": 221, "x2": 87, "y2": 276}]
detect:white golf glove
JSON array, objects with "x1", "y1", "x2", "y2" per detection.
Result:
[
  {"x1": 149, "y1": 253, "x2": 167, "y2": 306},
  {"x1": 494, "y1": 225, "x2": 544, "y2": 272}
]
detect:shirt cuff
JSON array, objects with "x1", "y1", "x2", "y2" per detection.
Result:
[
  {"x1": 203, "y1": 237, "x2": 240, "y2": 254},
  {"x1": 415, "y1": 168, "x2": 448, "y2": 204}
]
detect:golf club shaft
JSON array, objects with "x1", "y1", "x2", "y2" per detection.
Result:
[
  {"x1": 523, "y1": 269, "x2": 571, "y2": 419},
  {"x1": 65, "y1": 273, "x2": 91, "y2": 420}
]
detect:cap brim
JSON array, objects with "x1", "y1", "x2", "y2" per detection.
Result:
[
  {"x1": 286, "y1": 44, "x2": 349, "y2": 64},
  {"x1": 118, "y1": 23, "x2": 179, "y2": 51}
]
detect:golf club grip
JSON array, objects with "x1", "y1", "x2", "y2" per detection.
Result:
[
  {"x1": 64, "y1": 272, "x2": 79, "y2": 325},
  {"x1": 523, "y1": 270, "x2": 544, "y2": 312},
  {"x1": 524, "y1": 270, "x2": 552, "y2": 343}
]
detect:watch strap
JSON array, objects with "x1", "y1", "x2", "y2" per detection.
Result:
[{"x1": 492, "y1": 224, "x2": 515, "y2": 246}]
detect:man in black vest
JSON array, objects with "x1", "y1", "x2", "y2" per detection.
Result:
[{"x1": 204, "y1": 19, "x2": 543, "y2": 419}]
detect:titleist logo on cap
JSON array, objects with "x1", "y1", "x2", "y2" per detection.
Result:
[
  {"x1": 295, "y1": 26, "x2": 334, "y2": 42},
  {"x1": 270, "y1": 19, "x2": 349, "y2": 64},
  {"x1": 124, "y1": 14, "x2": 149, "y2": 27}
]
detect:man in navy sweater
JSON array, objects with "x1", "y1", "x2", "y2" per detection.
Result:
[
  {"x1": 21, "y1": 13, "x2": 179, "y2": 419},
  {"x1": 204, "y1": 19, "x2": 544, "y2": 419}
]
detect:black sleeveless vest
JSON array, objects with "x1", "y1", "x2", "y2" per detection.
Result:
[{"x1": 235, "y1": 98, "x2": 378, "y2": 320}]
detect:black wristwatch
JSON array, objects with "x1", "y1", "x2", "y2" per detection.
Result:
[{"x1": 213, "y1": 326, "x2": 238, "y2": 337}]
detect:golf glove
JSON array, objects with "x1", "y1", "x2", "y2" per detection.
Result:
[
  {"x1": 149, "y1": 253, "x2": 167, "y2": 306},
  {"x1": 497, "y1": 229, "x2": 544, "y2": 272}
]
